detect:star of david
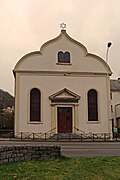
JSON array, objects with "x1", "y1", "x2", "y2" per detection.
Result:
[{"x1": 60, "y1": 23, "x2": 66, "y2": 30}]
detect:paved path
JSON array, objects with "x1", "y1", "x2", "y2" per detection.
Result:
[
  {"x1": 61, "y1": 142, "x2": 120, "y2": 157},
  {"x1": 0, "y1": 141, "x2": 120, "y2": 157}
]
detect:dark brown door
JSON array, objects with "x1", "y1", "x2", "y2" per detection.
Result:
[{"x1": 57, "y1": 107, "x2": 72, "y2": 133}]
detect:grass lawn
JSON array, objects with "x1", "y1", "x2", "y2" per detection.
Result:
[{"x1": 0, "y1": 156, "x2": 120, "y2": 180}]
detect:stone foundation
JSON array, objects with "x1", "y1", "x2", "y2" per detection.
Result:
[{"x1": 0, "y1": 145, "x2": 61, "y2": 164}]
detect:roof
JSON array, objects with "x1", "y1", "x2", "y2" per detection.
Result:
[
  {"x1": 110, "y1": 79, "x2": 120, "y2": 91},
  {"x1": 13, "y1": 30, "x2": 112, "y2": 76}
]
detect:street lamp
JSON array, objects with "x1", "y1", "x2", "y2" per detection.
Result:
[
  {"x1": 106, "y1": 42, "x2": 112, "y2": 63},
  {"x1": 106, "y1": 42, "x2": 112, "y2": 139}
]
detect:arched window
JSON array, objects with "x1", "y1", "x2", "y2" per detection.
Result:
[
  {"x1": 30, "y1": 88, "x2": 41, "y2": 121},
  {"x1": 58, "y1": 51, "x2": 70, "y2": 63},
  {"x1": 64, "y1": 52, "x2": 70, "y2": 63},
  {"x1": 88, "y1": 89, "x2": 98, "y2": 121},
  {"x1": 58, "y1": 51, "x2": 64, "y2": 63}
]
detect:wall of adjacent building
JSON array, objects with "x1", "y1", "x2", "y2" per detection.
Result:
[{"x1": 111, "y1": 91, "x2": 120, "y2": 126}]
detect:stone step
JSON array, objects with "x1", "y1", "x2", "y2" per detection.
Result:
[{"x1": 49, "y1": 133, "x2": 81, "y2": 140}]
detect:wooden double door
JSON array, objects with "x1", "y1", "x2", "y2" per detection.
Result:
[{"x1": 57, "y1": 107, "x2": 72, "y2": 133}]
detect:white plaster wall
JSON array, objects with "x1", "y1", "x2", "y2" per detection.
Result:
[
  {"x1": 16, "y1": 74, "x2": 110, "y2": 133},
  {"x1": 111, "y1": 92, "x2": 120, "y2": 106},
  {"x1": 116, "y1": 104, "x2": 120, "y2": 118},
  {"x1": 14, "y1": 31, "x2": 112, "y2": 134}
]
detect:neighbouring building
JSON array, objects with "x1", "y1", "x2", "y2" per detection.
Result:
[
  {"x1": 110, "y1": 79, "x2": 120, "y2": 132},
  {"x1": 13, "y1": 29, "x2": 113, "y2": 135}
]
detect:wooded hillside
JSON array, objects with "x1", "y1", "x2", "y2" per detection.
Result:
[{"x1": 0, "y1": 89, "x2": 14, "y2": 110}]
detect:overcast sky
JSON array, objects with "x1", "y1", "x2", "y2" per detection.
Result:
[{"x1": 0, "y1": 0, "x2": 120, "y2": 95}]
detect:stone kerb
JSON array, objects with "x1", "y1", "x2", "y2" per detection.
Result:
[{"x1": 0, "y1": 145, "x2": 61, "y2": 164}]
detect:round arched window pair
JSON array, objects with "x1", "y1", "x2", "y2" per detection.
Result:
[{"x1": 58, "y1": 51, "x2": 70, "y2": 63}]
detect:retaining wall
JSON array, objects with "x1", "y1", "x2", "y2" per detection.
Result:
[{"x1": 0, "y1": 145, "x2": 61, "y2": 164}]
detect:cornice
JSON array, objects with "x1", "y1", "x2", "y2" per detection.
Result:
[{"x1": 14, "y1": 70, "x2": 112, "y2": 76}]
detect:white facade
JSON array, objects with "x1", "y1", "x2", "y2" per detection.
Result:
[{"x1": 14, "y1": 30, "x2": 112, "y2": 134}]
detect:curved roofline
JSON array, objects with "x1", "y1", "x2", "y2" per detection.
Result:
[
  {"x1": 14, "y1": 30, "x2": 88, "y2": 71},
  {"x1": 40, "y1": 30, "x2": 88, "y2": 55},
  {"x1": 14, "y1": 51, "x2": 41, "y2": 71},
  {"x1": 40, "y1": 30, "x2": 112, "y2": 75},
  {"x1": 87, "y1": 53, "x2": 112, "y2": 75},
  {"x1": 14, "y1": 30, "x2": 112, "y2": 75}
]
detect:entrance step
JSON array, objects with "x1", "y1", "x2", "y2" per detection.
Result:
[{"x1": 49, "y1": 133, "x2": 81, "y2": 141}]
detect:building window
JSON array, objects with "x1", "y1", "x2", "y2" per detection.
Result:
[
  {"x1": 64, "y1": 52, "x2": 70, "y2": 63},
  {"x1": 58, "y1": 51, "x2": 64, "y2": 63},
  {"x1": 110, "y1": 92, "x2": 112, "y2": 100},
  {"x1": 88, "y1": 89, "x2": 98, "y2": 121},
  {"x1": 58, "y1": 51, "x2": 70, "y2": 63},
  {"x1": 30, "y1": 88, "x2": 41, "y2": 121},
  {"x1": 111, "y1": 105, "x2": 113, "y2": 113}
]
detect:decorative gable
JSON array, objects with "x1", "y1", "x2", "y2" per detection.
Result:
[
  {"x1": 49, "y1": 88, "x2": 80, "y2": 103},
  {"x1": 14, "y1": 30, "x2": 112, "y2": 76}
]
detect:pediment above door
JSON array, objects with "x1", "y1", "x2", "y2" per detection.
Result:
[{"x1": 49, "y1": 88, "x2": 80, "y2": 102}]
